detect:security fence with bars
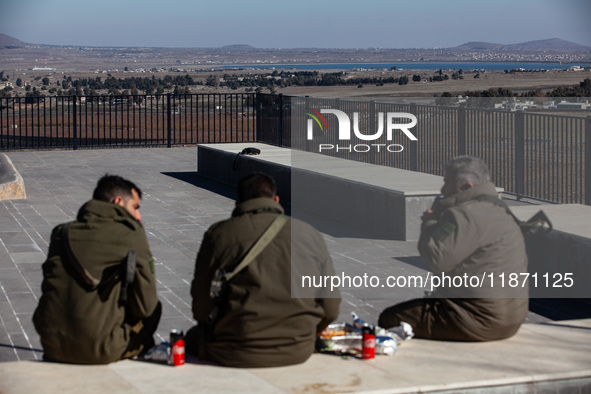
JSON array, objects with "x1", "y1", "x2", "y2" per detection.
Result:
[
  {"x1": 261, "y1": 94, "x2": 590, "y2": 205},
  {"x1": 0, "y1": 93, "x2": 256, "y2": 149},
  {"x1": 1, "y1": 92, "x2": 589, "y2": 205}
]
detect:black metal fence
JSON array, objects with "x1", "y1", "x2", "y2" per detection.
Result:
[
  {"x1": 259, "y1": 94, "x2": 590, "y2": 205},
  {"x1": 0, "y1": 93, "x2": 256, "y2": 149},
  {"x1": 1, "y1": 92, "x2": 589, "y2": 205}
]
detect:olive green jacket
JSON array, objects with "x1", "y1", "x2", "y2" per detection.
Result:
[
  {"x1": 191, "y1": 197, "x2": 341, "y2": 368},
  {"x1": 418, "y1": 182, "x2": 529, "y2": 340},
  {"x1": 33, "y1": 199, "x2": 159, "y2": 364}
]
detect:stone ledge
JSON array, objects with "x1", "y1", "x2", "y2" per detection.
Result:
[
  {"x1": 1, "y1": 319, "x2": 590, "y2": 393},
  {"x1": 0, "y1": 153, "x2": 26, "y2": 200}
]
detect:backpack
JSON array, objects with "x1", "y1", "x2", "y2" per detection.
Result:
[{"x1": 475, "y1": 195, "x2": 553, "y2": 236}]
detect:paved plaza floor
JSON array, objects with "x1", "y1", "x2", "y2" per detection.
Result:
[
  {"x1": 0, "y1": 146, "x2": 567, "y2": 363},
  {"x1": 0, "y1": 146, "x2": 429, "y2": 362}
]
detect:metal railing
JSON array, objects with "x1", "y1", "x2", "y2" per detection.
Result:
[
  {"x1": 0, "y1": 93, "x2": 256, "y2": 149},
  {"x1": 1, "y1": 93, "x2": 589, "y2": 205},
  {"x1": 259, "y1": 94, "x2": 590, "y2": 205}
]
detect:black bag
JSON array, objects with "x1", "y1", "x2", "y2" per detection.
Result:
[
  {"x1": 233, "y1": 147, "x2": 261, "y2": 171},
  {"x1": 475, "y1": 195, "x2": 552, "y2": 236}
]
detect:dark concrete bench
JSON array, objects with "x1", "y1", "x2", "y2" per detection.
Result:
[
  {"x1": 512, "y1": 204, "x2": 591, "y2": 299},
  {"x1": 197, "y1": 143, "x2": 446, "y2": 241}
]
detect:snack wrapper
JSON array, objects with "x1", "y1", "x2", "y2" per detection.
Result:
[
  {"x1": 316, "y1": 312, "x2": 414, "y2": 357},
  {"x1": 141, "y1": 342, "x2": 171, "y2": 363}
]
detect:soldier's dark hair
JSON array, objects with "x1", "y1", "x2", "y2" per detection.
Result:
[
  {"x1": 445, "y1": 155, "x2": 490, "y2": 187},
  {"x1": 92, "y1": 174, "x2": 142, "y2": 202},
  {"x1": 237, "y1": 172, "x2": 277, "y2": 203}
]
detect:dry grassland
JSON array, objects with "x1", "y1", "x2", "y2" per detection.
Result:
[{"x1": 278, "y1": 70, "x2": 591, "y2": 100}]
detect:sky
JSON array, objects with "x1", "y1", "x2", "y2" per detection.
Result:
[{"x1": 2, "y1": 0, "x2": 590, "y2": 49}]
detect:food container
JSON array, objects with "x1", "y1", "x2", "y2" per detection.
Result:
[
  {"x1": 316, "y1": 323, "x2": 362, "y2": 356},
  {"x1": 317, "y1": 313, "x2": 411, "y2": 357}
]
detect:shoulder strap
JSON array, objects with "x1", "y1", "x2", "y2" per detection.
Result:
[
  {"x1": 474, "y1": 195, "x2": 519, "y2": 223},
  {"x1": 206, "y1": 214, "x2": 288, "y2": 339},
  {"x1": 209, "y1": 214, "x2": 288, "y2": 300},
  {"x1": 225, "y1": 214, "x2": 288, "y2": 281}
]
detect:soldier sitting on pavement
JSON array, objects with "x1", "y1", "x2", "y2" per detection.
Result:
[
  {"x1": 379, "y1": 156, "x2": 528, "y2": 341},
  {"x1": 33, "y1": 174, "x2": 161, "y2": 364},
  {"x1": 186, "y1": 172, "x2": 341, "y2": 367}
]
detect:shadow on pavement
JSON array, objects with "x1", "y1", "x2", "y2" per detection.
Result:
[
  {"x1": 161, "y1": 172, "x2": 236, "y2": 201},
  {"x1": 529, "y1": 298, "x2": 591, "y2": 321},
  {"x1": 393, "y1": 256, "x2": 429, "y2": 271},
  {"x1": 162, "y1": 171, "x2": 293, "y2": 216},
  {"x1": 0, "y1": 343, "x2": 43, "y2": 353}
]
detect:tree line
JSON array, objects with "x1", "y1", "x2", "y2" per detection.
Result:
[
  {"x1": 438, "y1": 78, "x2": 591, "y2": 103},
  {"x1": 2, "y1": 68, "x2": 590, "y2": 100},
  {"x1": 0, "y1": 70, "x2": 452, "y2": 98}
]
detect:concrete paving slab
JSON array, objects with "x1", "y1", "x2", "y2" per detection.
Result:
[{"x1": 0, "y1": 361, "x2": 141, "y2": 393}]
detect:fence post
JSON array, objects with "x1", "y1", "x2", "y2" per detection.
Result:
[
  {"x1": 72, "y1": 95, "x2": 78, "y2": 150},
  {"x1": 369, "y1": 100, "x2": 376, "y2": 165},
  {"x1": 586, "y1": 115, "x2": 591, "y2": 205},
  {"x1": 304, "y1": 96, "x2": 310, "y2": 152},
  {"x1": 457, "y1": 107, "x2": 466, "y2": 156},
  {"x1": 514, "y1": 111, "x2": 525, "y2": 200},
  {"x1": 166, "y1": 94, "x2": 172, "y2": 148},
  {"x1": 334, "y1": 98, "x2": 340, "y2": 147},
  {"x1": 278, "y1": 94, "x2": 283, "y2": 147},
  {"x1": 255, "y1": 93, "x2": 261, "y2": 142},
  {"x1": 410, "y1": 103, "x2": 418, "y2": 171}
]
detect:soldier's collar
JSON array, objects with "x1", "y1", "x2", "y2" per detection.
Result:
[{"x1": 232, "y1": 197, "x2": 284, "y2": 217}]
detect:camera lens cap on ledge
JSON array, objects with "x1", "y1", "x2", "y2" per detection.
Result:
[{"x1": 240, "y1": 147, "x2": 261, "y2": 155}]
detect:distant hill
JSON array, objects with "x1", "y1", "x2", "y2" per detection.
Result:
[
  {"x1": 2, "y1": 33, "x2": 589, "y2": 53},
  {"x1": 454, "y1": 41, "x2": 505, "y2": 51},
  {"x1": 0, "y1": 34, "x2": 27, "y2": 48},
  {"x1": 455, "y1": 38, "x2": 591, "y2": 51},
  {"x1": 220, "y1": 44, "x2": 256, "y2": 50}
]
